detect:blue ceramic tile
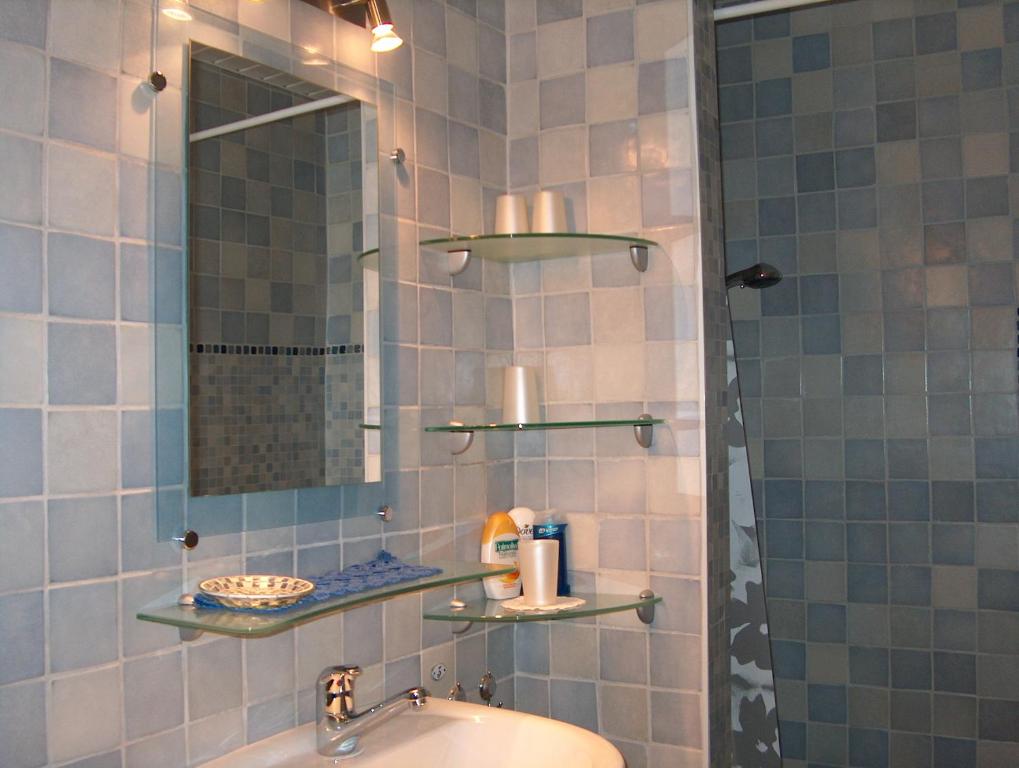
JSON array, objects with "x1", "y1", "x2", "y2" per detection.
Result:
[
  {"x1": 48, "y1": 233, "x2": 114, "y2": 320},
  {"x1": 978, "y1": 700, "x2": 1019, "y2": 742},
  {"x1": 834, "y1": 65, "x2": 876, "y2": 110},
  {"x1": 890, "y1": 564, "x2": 931, "y2": 606},
  {"x1": 848, "y1": 562, "x2": 888, "y2": 603},
  {"x1": 720, "y1": 84, "x2": 754, "y2": 123},
  {"x1": 887, "y1": 440, "x2": 929, "y2": 480},
  {"x1": 49, "y1": 582, "x2": 118, "y2": 672},
  {"x1": 805, "y1": 480, "x2": 845, "y2": 520},
  {"x1": 48, "y1": 323, "x2": 116, "y2": 405},
  {"x1": 719, "y1": 45, "x2": 752, "y2": 84},
  {"x1": 756, "y1": 78, "x2": 792, "y2": 117},
  {"x1": 808, "y1": 683, "x2": 847, "y2": 723},
  {"x1": 772, "y1": 639, "x2": 806, "y2": 679},
  {"x1": 846, "y1": 439, "x2": 885, "y2": 480},
  {"x1": 49, "y1": 58, "x2": 116, "y2": 152},
  {"x1": 550, "y1": 680, "x2": 597, "y2": 732},
  {"x1": 0, "y1": 683, "x2": 46, "y2": 768},
  {"x1": 850, "y1": 647, "x2": 889, "y2": 686},
  {"x1": 756, "y1": 157, "x2": 794, "y2": 198},
  {"x1": 849, "y1": 728, "x2": 888, "y2": 768},
  {"x1": 723, "y1": 122, "x2": 756, "y2": 160},
  {"x1": 843, "y1": 355, "x2": 883, "y2": 395},
  {"x1": 933, "y1": 651, "x2": 976, "y2": 694},
  {"x1": 978, "y1": 568, "x2": 1019, "y2": 611},
  {"x1": 808, "y1": 603, "x2": 847, "y2": 642},
  {"x1": 796, "y1": 152, "x2": 835, "y2": 193},
  {"x1": 637, "y1": 59, "x2": 688, "y2": 115},
  {"x1": 768, "y1": 519, "x2": 804, "y2": 558},
  {"x1": 974, "y1": 433, "x2": 1019, "y2": 476},
  {"x1": 916, "y1": 13, "x2": 957, "y2": 55},
  {"x1": 0, "y1": 408, "x2": 42, "y2": 497},
  {"x1": 888, "y1": 481, "x2": 930, "y2": 522},
  {"x1": 933, "y1": 609, "x2": 976, "y2": 651},
  {"x1": 965, "y1": 176, "x2": 1009, "y2": 218},
  {"x1": 918, "y1": 96, "x2": 960, "y2": 138},
  {"x1": 586, "y1": 11, "x2": 633, "y2": 68},
  {"x1": 0, "y1": 591, "x2": 43, "y2": 683},
  {"x1": 755, "y1": 118, "x2": 795, "y2": 161},
  {"x1": 797, "y1": 191, "x2": 836, "y2": 232},
  {"x1": 848, "y1": 523, "x2": 887, "y2": 563},
  {"x1": 933, "y1": 737, "x2": 976, "y2": 768},
  {"x1": 793, "y1": 34, "x2": 831, "y2": 72},
  {"x1": 48, "y1": 496, "x2": 118, "y2": 582},
  {"x1": 891, "y1": 649, "x2": 931, "y2": 689},
  {"x1": 835, "y1": 147, "x2": 875, "y2": 188},
  {"x1": 717, "y1": 19, "x2": 752, "y2": 48},
  {"x1": 838, "y1": 187, "x2": 877, "y2": 229},
  {"x1": 0, "y1": 0, "x2": 48, "y2": 47},
  {"x1": 806, "y1": 521, "x2": 845, "y2": 560},
  {"x1": 758, "y1": 196, "x2": 797, "y2": 236},
  {"x1": 768, "y1": 559, "x2": 805, "y2": 599},
  {"x1": 928, "y1": 395, "x2": 972, "y2": 436},
  {"x1": 961, "y1": 48, "x2": 1002, "y2": 91},
  {"x1": 765, "y1": 478, "x2": 804, "y2": 518},
  {"x1": 537, "y1": 0, "x2": 581, "y2": 24},
  {"x1": 1008, "y1": 3, "x2": 1019, "y2": 43},
  {"x1": 876, "y1": 100, "x2": 916, "y2": 142},
  {"x1": 873, "y1": 18, "x2": 913, "y2": 60},
  {"x1": 0, "y1": 223, "x2": 42, "y2": 313},
  {"x1": 976, "y1": 480, "x2": 1019, "y2": 522},
  {"x1": 802, "y1": 314, "x2": 842, "y2": 355},
  {"x1": 835, "y1": 108, "x2": 875, "y2": 148},
  {"x1": 754, "y1": 12, "x2": 789, "y2": 40}
]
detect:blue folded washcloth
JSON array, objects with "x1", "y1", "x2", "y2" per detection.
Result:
[{"x1": 193, "y1": 550, "x2": 442, "y2": 612}]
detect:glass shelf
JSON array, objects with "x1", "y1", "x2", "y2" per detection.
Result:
[
  {"x1": 136, "y1": 561, "x2": 514, "y2": 639},
  {"x1": 423, "y1": 592, "x2": 662, "y2": 624},
  {"x1": 424, "y1": 417, "x2": 664, "y2": 433},
  {"x1": 425, "y1": 417, "x2": 664, "y2": 455},
  {"x1": 418, "y1": 233, "x2": 660, "y2": 275}
]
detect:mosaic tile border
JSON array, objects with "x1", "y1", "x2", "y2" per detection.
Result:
[{"x1": 189, "y1": 343, "x2": 362, "y2": 356}]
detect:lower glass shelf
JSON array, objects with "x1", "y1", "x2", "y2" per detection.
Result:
[
  {"x1": 423, "y1": 592, "x2": 662, "y2": 623},
  {"x1": 137, "y1": 561, "x2": 514, "y2": 639}
]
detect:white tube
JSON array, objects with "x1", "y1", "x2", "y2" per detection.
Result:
[
  {"x1": 713, "y1": 0, "x2": 832, "y2": 22},
  {"x1": 189, "y1": 93, "x2": 354, "y2": 143}
]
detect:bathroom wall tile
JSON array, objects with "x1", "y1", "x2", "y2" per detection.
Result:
[
  {"x1": 638, "y1": 58, "x2": 689, "y2": 115},
  {"x1": 0, "y1": 133, "x2": 42, "y2": 225},
  {"x1": 0, "y1": 679, "x2": 46, "y2": 768},
  {"x1": 49, "y1": 582, "x2": 118, "y2": 673},
  {"x1": 49, "y1": 0, "x2": 120, "y2": 71},
  {"x1": 187, "y1": 638, "x2": 243, "y2": 720},
  {"x1": 48, "y1": 323, "x2": 116, "y2": 405},
  {"x1": 587, "y1": 10, "x2": 633, "y2": 68},
  {"x1": 49, "y1": 59, "x2": 116, "y2": 151},
  {"x1": 0, "y1": 43, "x2": 44, "y2": 135},
  {"x1": 48, "y1": 144, "x2": 115, "y2": 235},
  {"x1": 0, "y1": 591, "x2": 43, "y2": 684},
  {"x1": 540, "y1": 73, "x2": 585, "y2": 129},
  {"x1": 48, "y1": 233, "x2": 116, "y2": 320},
  {"x1": 551, "y1": 679, "x2": 598, "y2": 732},
  {"x1": 0, "y1": 0, "x2": 48, "y2": 48},
  {"x1": 49, "y1": 496, "x2": 117, "y2": 582},
  {"x1": 49, "y1": 667, "x2": 122, "y2": 763},
  {"x1": 47, "y1": 410, "x2": 116, "y2": 494},
  {"x1": 0, "y1": 409, "x2": 42, "y2": 498},
  {"x1": 650, "y1": 690, "x2": 702, "y2": 748}
]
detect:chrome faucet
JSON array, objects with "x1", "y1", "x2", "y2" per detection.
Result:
[{"x1": 316, "y1": 665, "x2": 429, "y2": 757}]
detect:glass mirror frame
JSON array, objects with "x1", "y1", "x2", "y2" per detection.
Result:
[{"x1": 150, "y1": 3, "x2": 395, "y2": 540}]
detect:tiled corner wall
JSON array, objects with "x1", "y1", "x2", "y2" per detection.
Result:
[
  {"x1": 718, "y1": 1, "x2": 1019, "y2": 765},
  {"x1": 0, "y1": 0, "x2": 518, "y2": 766},
  {"x1": 503, "y1": 1, "x2": 718, "y2": 766}
]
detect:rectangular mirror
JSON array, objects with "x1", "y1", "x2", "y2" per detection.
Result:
[{"x1": 186, "y1": 43, "x2": 382, "y2": 496}]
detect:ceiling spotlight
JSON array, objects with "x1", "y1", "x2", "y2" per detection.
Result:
[
  {"x1": 336, "y1": 0, "x2": 403, "y2": 52},
  {"x1": 160, "y1": 0, "x2": 193, "y2": 21}
]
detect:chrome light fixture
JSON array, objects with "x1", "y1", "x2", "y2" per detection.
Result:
[
  {"x1": 336, "y1": 0, "x2": 404, "y2": 52},
  {"x1": 160, "y1": 0, "x2": 193, "y2": 21}
]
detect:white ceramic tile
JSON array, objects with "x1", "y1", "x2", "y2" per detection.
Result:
[{"x1": 49, "y1": 0, "x2": 122, "y2": 72}]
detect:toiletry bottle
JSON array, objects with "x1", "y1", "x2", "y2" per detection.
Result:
[
  {"x1": 534, "y1": 512, "x2": 570, "y2": 596},
  {"x1": 508, "y1": 506, "x2": 536, "y2": 540},
  {"x1": 480, "y1": 511, "x2": 522, "y2": 600}
]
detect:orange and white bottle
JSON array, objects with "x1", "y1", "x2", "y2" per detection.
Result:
[{"x1": 480, "y1": 511, "x2": 521, "y2": 600}]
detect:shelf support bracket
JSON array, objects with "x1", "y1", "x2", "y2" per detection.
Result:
[
  {"x1": 634, "y1": 413, "x2": 654, "y2": 449},
  {"x1": 636, "y1": 589, "x2": 656, "y2": 624},
  {"x1": 629, "y1": 245, "x2": 649, "y2": 273},
  {"x1": 448, "y1": 430, "x2": 474, "y2": 455},
  {"x1": 448, "y1": 249, "x2": 471, "y2": 276},
  {"x1": 178, "y1": 627, "x2": 204, "y2": 642}
]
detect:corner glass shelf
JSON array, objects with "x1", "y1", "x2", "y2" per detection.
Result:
[
  {"x1": 425, "y1": 417, "x2": 664, "y2": 455},
  {"x1": 424, "y1": 417, "x2": 663, "y2": 433},
  {"x1": 418, "y1": 233, "x2": 660, "y2": 275},
  {"x1": 136, "y1": 561, "x2": 514, "y2": 640},
  {"x1": 423, "y1": 592, "x2": 662, "y2": 624}
]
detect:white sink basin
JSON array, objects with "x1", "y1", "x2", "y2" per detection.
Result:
[{"x1": 202, "y1": 699, "x2": 623, "y2": 768}]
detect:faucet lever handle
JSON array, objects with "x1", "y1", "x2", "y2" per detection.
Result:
[{"x1": 319, "y1": 665, "x2": 362, "y2": 720}]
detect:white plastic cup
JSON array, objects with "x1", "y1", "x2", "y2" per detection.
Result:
[
  {"x1": 502, "y1": 366, "x2": 539, "y2": 424},
  {"x1": 494, "y1": 193, "x2": 529, "y2": 234},
  {"x1": 531, "y1": 190, "x2": 567, "y2": 233},
  {"x1": 519, "y1": 539, "x2": 559, "y2": 606}
]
